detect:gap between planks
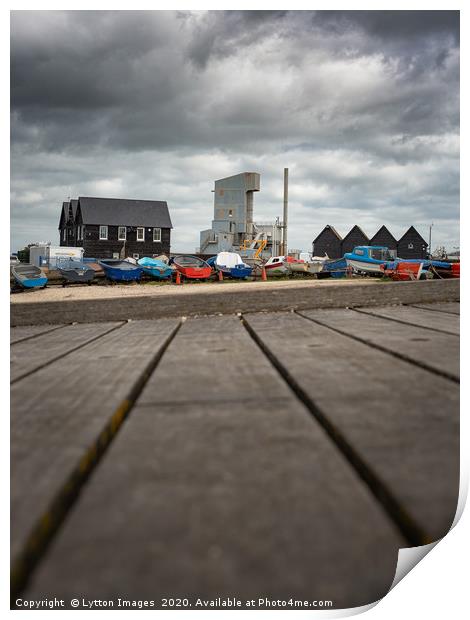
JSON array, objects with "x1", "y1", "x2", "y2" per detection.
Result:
[
  {"x1": 10, "y1": 322, "x2": 126, "y2": 385},
  {"x1": 353, "y1": 307, "x2": 459, "y2": 337},
  {"x1": 239, "y1": 313, "x2": 429, "y2": 548},
  {"x1": 10, "y1": 324, "x2": 69, "y2": 346},
  {"x1": 296, "y1": 310, "x2": 459, "y2": 385},
  {"x1": 10, "y1": 320, "x2": 183, "y2": 600}
]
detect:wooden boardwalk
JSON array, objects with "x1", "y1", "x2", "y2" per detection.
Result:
[{"x1": 11, "y1": 302, "x2": 459, "y2": 609}]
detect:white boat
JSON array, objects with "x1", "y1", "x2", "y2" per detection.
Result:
[
  {"x1": 344, "y1": 246, "x2": 396, "y2": 275},
  {"x1": 306, "y1": 261, "x2": 325, "y2": 274},
  {"x1": 283, "y1": 257, "x2": 310, "y2": 274},
  {"x1": 264, "y1": 256, "x2": 288, "y2": 276}
]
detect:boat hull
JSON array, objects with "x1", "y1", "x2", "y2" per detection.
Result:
[
  {"x1": 220, "y1": 265, "x2": 253, "y2": 279},
  {"x1": 142, "y1": 266, "x2": 173, "y2": 279},
  {"x1": 138, "y1": 257, "x2": 174, "y2": 280},
  {"x1": 345, "y1": 258, "x2": 384, "y2": 275},
  {"x1": 265, "y1": 264, "x2": 288, "y2": 276},
  {"x1": 177, "y1": 266, "x2": 212, "y2": 279},
  {"x1": 99, "y1": 261, "x2": 143, "y2": 282},
  {"x1": 12, "y1": 264, "x2": 48, "y2": 289},
  {"x1": 172, "y1": 255, "x2": 212, "y2": 280},
  {"x1": 284, "y1": 262, "x2": 309, "y2": 274},
  {"x1": 17, "y1": 276, "x2": 48, "y2": 288},
  {"x1": 58, "y1": 265, "x2": 95, "y2": 283},
  {"x1": 384, "y1": 262, "x2": 425, "y2": 281},
  {"x1": 306, "y1": 261, "x2": 325, "y2": 274},
  {"x1": 319, "y1": 257, "x2": 348, "y2": 278}
]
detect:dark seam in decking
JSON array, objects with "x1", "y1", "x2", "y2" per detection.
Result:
[
  {"x1": 296, "y1": 310, "x2": 459, "y2": 385},
  {"x1": 353, "y1": 307, "x2": 459, "y2": 337},
  {"x1": 134, "y1": 396, "x2": 295, "y2": 409},
  {"x1": 10, "y1": 322, "x2": 127, "y2": 385},
  {"x1": 407, "y1": 304, "x2": 460, "y2": 316},
  {"x1": 10, "y1": 320, "x2": 183, "y2": 602},
  {"x1": 10, "y1": 324, "x2": 69, "y2": 346},
  {"x1": 240, "y1": 313, "x2": 430, "y2": 549}
]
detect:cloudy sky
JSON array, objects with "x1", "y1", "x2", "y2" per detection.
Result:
[{"x1": 10, "y1": 10, "x2": 459, "y2": 253}]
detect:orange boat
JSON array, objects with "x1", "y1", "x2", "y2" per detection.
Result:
[
  {"x1": 172, "y1": 255, "x2": 212, "y2": 280},
  {"x1": 383, "y1": 262, "x2": 426, "y2": 281}
]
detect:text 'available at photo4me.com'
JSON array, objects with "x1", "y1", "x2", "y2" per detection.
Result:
[{"x1": 15, "y1": 596, "x2": 335, "y2": 610}]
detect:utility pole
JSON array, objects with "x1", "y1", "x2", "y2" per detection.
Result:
[
  {"x1": 282, "y1": 168, "x2": 288, "y2": 256},
  {"x1": 428, "y1": 222, "x2": 434, "y2": 258}
]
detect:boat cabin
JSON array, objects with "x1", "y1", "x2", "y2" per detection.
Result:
[{"x1": 352, "y1": 246, "x2": 396, "y2": 262}]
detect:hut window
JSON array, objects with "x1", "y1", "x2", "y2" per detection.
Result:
[
  {"x1": 118, "y1": 226, "x2": 127, "y2": 241},
  {"x1": 408, "y1": 243, "x2": 414, "y2": 249},
  {"x1": 62, "y1": 229, "x2": 66, "y2": 241},
  {"x1": 153, "y1": 228, "x2": 161, "y2": 242},
  {"x1": 137, "y1": 227, "x2": 145, "y2": 241},
  {"x1": 99, "y1": 225, "x2": 108, "y2": 240}
]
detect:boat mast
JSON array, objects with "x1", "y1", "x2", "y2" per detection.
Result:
[{"x1": 282, "y1": 168, "x2": 288, "y2": 256}]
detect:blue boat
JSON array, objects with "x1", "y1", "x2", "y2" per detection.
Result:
[
  {"x1": 212, "y1": 252, "x2": 253, "y2": 279},
  {"x1": 11, "y1": 263, "x2": 48, "y2": 289},
  {"x1": 320, "y1": 257, "x2": 348, "y2": 278},
  {"x1": 98, "y1": 259, "x2": 143, "y2": 282},
  {"x1": 344, "y1": 246, "x2": 397, "y2": 275},
  {"x1": 138, "y1": 256, "x2": 174, "y2": 280}
]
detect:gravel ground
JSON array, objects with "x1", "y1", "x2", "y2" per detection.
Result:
[{"x1": 10, "y1": 277, "x2": 378, "y2": 304}]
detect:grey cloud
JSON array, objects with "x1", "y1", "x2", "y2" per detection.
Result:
[{"x1": 10, "y1": 10, "x2": 459, "y2": 253}]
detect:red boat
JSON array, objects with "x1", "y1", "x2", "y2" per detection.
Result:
[
  {"x1": 432, "y1": 262, "x2": 460, "y2": 279},
  {"x1": 382, "y1": 262, "x2": 425, "y2": 281},
  {"x1": 172, "y1": 255, "x2": 212, "y2": 280}
]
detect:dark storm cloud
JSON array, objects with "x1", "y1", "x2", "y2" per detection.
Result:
[{"x1": 10, "y1": 10, "x2": 460, "y2": 253}]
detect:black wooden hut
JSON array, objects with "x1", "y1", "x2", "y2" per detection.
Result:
[
  {"x1": 341, "y1": 225, "x2": 369, "y2": 255},
  {"x1": 369, "y1": 225, "x2": 398, "y2": 255},
  {"x1": 397, "y1": 226, "x2": 428, "y2": 259},
  {"x1": 312, "y1": 225, "x2": 343, "y2": 258}
]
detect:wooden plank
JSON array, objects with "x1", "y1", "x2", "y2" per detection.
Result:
[
  {"x1": 11, "y1": 278, "x2": 460, "y2": 326},
  {"x1": 357, "y1": 305, "x2": 459, "y2": 335},
  {"x1": 11, "y1": 318, "x2": 180, "y2": 566},
  {"x1": 25, "y1": 315, "x2": 404, "y2": 608},
  {"x1": 244, "y1": 311, "x2": 459, "y2": 543},
  {"x1": 11, "y1": 322, "x2": 123, "y2": 383},
  {"x1": 411, "y1": 302, "x2": 460, "y2": 315},
  {"x1": 10, "y1": 324, "x2": 66, "y2": 345},
  {"x1": 300, "y1": 308, "x2": 459, "y2": 381}
]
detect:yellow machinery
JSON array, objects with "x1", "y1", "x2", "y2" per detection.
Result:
[{"x1": 240, "y1": 237, "x2": 267, "y2": 259}]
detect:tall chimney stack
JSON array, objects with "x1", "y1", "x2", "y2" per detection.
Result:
[{"x1": 282, "y1": 168, "x2": 288, "y2": 256}]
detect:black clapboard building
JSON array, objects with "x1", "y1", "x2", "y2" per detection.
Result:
[
  {"x1": 369, "y1": 225, "x2": 398, "y2": 254},
  {"x1": 341, "y1": 225, "x2": 369, "y2": 255},
  {"x1": 312, "y1": 225, "x2": 343, "y2": 258},
  {"x1": 59, "y1": 197, "x2": 173, "y2": 259},
  {"x1": 397, "y1": 226, "x2": 428, "y2": 259}
]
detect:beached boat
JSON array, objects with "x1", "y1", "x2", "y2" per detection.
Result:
[
  {"x1": 172, "y1": 255, "x2": 212, "y2": 280},
  {"x1": 138, "y1": 256, "x2": 174, "y2": 280},
  {"x1": 98, "y1": 259, "x2": 143, "y2": 282},
  {"x1": 318, "y1": 257, "x2": 348, "y2": 278},
  {"x1": 344, "y1": 246, "x2": 396, "y2": 275},
  {"x1": 421, "y1": 260, "x2": 459, "y2": 279},
  {"x1": 383, "y1": 262, "x2": 427, "y2": 281},
  {"x1": 11, "y1": 263, "x2": 48, "y2": 289},
  {"x1": 263, "y1": 256, "x2": 289, "y2": 276},
  {"x1": 58, "y1": 260, "x2": 96, "y2": 285},
  {"x1": 307, "y1": 256, "x2": 328, "y2": 274},
  {"x1": 212, "y1": 252, "x2": 253, "y2": 279},
  {"x1": 283, "y1": 256, "x2": 309, "y2": 274}
]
